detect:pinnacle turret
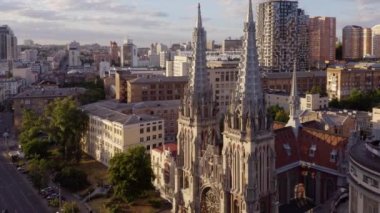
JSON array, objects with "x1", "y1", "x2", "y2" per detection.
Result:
[
  {"x1": 196, "y1": 3, "x2": 202, "y2": 28},
  {"x1": 286, "y1": 60, "x2": 302, "y2": 136}
]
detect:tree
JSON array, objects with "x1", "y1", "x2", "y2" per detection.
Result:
[
  {"x1": 19, "y1": 109, "x2": 44, "y2": 146},
  {"x1": 275, "y1": 111, "x2": 290, "y2": 123},
  {"x1": 54, "y1": 167, "x2": 89, "y2": 191},
  {"x1": 108, "y1": 146, "x2": 154, "y2": 202},
  {"x1": 23, "y1": 138, "x2": 50, "y2": 159},
  {"x1": 62, "y1": 201, "x2": 80, "y2": 213},
  {"x1": 28, "y1": 158, "x2": 50, "y2": 189},
  {"x1": 44, "y1": 98, "x2": 88, "y2": 163}
]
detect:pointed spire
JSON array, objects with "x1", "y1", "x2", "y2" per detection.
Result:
[
  {"x1": 286, "y1": 60, "x2": 302, "y2": 136},
  {"x1": 247, "y1": 0, "x2": 253, "y2": 23},
  {"x1": 196, "y1": 3, "x2": 202, "y2": 28}
]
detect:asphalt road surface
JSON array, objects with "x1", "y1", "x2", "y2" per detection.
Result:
[{"x1": 0, "y1": 148, "x2": 50, "y2": 213}]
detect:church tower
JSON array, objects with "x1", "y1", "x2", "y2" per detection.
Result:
[
  {"x1": 222, "y1": 0, "x2": 278, "y2": 212},
  {"x1": 173, "y1": 4, "x2": 221, "y2": 212}
]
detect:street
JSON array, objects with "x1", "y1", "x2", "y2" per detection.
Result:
[{"x1": 0, "y1": 146, "x2": 50, "y2": 213}]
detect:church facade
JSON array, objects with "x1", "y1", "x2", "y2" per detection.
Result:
[{"x1": 173, "y1": 1, "x2": 278, "y2": 212}]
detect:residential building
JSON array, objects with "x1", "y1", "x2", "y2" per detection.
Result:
[
  {"x1": 309, "y1": 17, "x2": 336, "y2": 68},
  {"x1": 13, "y1": 87, "x2": 86, "y2": 132},
  {"x1": 151, "y1": 143, "x2": 177, "y2": 202},
  {"x1": 348, "y1": 140, "x2": 380, "y2": 213},
  {"x1": 300, "y1": 93, "x2": 329, "y2": 111},
  {"x1": 121, "y1": 39, "x2": 138, "y2": 67},
  {"x1": 0, "y1": 25, "x2": 17, "y2": 60},
  {"x1": 0, "y1": 77, "x2": 25, "y2": 99},
  {"x1": 12, "y1": 67, "x2": 39, "y2": 85},
  {"x1": 99, "y1": 61, "x2": 110, "y2": 78},
  {"x1": 173, "y1": 56, "x2": 191, "y2": 76},
  {"x1": 343, "y1": 25, "x2": 363, "y2": 60},
  {"x1": 262, "y1": 71, "x2": 327, "y2": 94},
  {"x1": 222, "y1": 38, "x2": 242, "y2": 52},
  {"x1": 173, "y1": 3, "x2": 277, "y2": 212},
  {"x1": 363, "y1": 28, "x2": 373, "y2": 57},
  {"x1": 20, "y1": 49, "x2": 38, "y2": 63},
  {"x1": 165, "y1": 61, "x2": 174, "y2": 76},
  {"x1": 81, "y1": 103, "x2": 164, "y2": 166},
  {"x1": 266, "y1": 92, "x2": 291, "y2": 111},
  {"x1": 326, "y1": 66, "x2": 380, "y2": 100},
  {"x1": 372, "y1": 25, "x2": 380, "y2": 58},
  {"x1": 256, "y1": 0, "x2": 309, "y2": 72},
  {"x1": 68, "y1": 41, "x2": 81, "y2": 67},
  {"x1": 127, "y1": 76, "x2": 187, "y2": 103}
]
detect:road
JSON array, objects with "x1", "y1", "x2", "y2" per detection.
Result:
[{"x1": 0, "y1": 147, "x2": 50, "y2": 213}]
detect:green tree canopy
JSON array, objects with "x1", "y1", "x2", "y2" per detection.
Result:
[
  {"x1": 275, "y1": 110, "x2": 290, "y2": 123},
  {"x1": 28, "y1": 158, "x2": 50, "y2": 189},
  {"x1": 62, "y1": 201, "x2": 80, "y2": 213},
  {"x1": 108, "y1": 146, "x2": 154, "y2": 202},
  {"x1": 23, "y1": 138, "x2": 50, "y2": 159}
]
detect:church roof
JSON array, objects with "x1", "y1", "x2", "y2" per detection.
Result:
[
  {"x1": 153, "y1": 143, "x2": 178, "y2": 156},
  {"x1": 275, "y1": 126, "x2": 348, "y2": 172}
]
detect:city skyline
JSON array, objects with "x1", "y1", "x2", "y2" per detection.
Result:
[{"x1": 0, "y1": 0, "x2": 379, "y2": 46}]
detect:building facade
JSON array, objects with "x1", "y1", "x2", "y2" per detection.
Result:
[
  {"x1": 173, "y1": 56, "x2": 191, "y2": 76},
  {"x1": 81, "y1": 104, "x2": 165, "y2": 166},
  {"x1": 173, "y1": 3, "x2": 277, "y2": 212},
  {"x1": 343, "y1": 26, "x2": 363, "y2": 60},
  {"x1": 308, "y1": 17, "x2": 336, "y2": 68},
  {"x1": 326, "y1": 66, "x2": 380, "y2": 100},
  {"x1": 348, "y1": 140, "x2": 380, "y2": 213},
  {"x1": 0, "y1": 25, "x2": 17, "y2": 60},
  {"x1": 363, "y1": 28, "x2": 373, "y2": 57},
  {"x1": 256, "y1": 0, "x2": 309, "y2": 72},
  {"x1": 121, "y1": 39, "x2": 138, "y2": 67},
  {"x1": 372, "y1": 25, "x2": 380, "y2": 58},
  {"x1": 109, "y1": 41, "x2": 119, "y2": 66}
]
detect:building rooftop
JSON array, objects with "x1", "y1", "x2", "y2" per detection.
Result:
[
  {"x1": 152, "y1": 143, "x2": 178, "y2": 156},
  {"x1": 13, "y1": 87, "x2": 86, "y2": 99},
  {"x1": 81, "y1": 103, "x2": 162, "y2": 125},
  {"x1": 129, "y1": 76, "x2": 188, "y2": 84},
  {"x1": 262, "y1": 71, "x2": 326, "y2": 79},
  {"x1": 350, "y1": 141, "x2": 380, "y2": 172}
]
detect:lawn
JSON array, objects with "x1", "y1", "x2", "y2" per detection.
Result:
[{"x1": 78, "y1": 153, "x2": 108, "y2": 186}]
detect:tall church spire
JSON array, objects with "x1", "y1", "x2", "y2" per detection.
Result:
[
  {"x1": 180, "y1": 3, "x2": 213, "y2": 120},
  {"x1": 226, "y1": 0, "x2": 268, "y2": 137},
  {"x1": 286, "y1": 61, "x2": 301, "y2": 135}
]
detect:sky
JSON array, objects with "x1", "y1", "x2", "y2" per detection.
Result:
[{"x1": 0, "y1": 0, "x2": 379, "y2": 47}]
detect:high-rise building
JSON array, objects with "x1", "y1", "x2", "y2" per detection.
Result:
[
  {"x1": 372, "y1": 25, "x2": 380, "y2": 58},
  {"x1": 67, "y1": 41, "x2": 81, "y2": 67},
  {"x1": 308, "y1": 17, "x2": 336, "y2": 68},
  {"x1": 222, "y1": 38, "x2": 242, "y2": 52},
  {"x1": 173, "y1": 2, "x2": 277, "y2": 212},
  {"x1": 342, "y1": 25, "x2": 363, "y2": 60},
  {"x1": 0, "y1": 25, "x2": 18, "y2": 60},
  {"x1": 121, "y1": 39, "x2": 138, "y2": 67},
  {"x1": 363, "y1": 28, "x2": 373, "y2": 57},
  {"x1": 109, "y1": 41, "x2": 119, "y2": 66},
  {"x1": 257, "y1": 0, "x2": 309, "y2": 72}
]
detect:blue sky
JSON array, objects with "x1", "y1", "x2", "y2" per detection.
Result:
[{"x1": 0, "y1": 0, "x2": 379, "y2": 46}]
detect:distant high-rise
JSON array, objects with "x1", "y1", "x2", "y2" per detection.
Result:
[
  {"x1": 309, "y1": 17, "x2": 336, "y2": 67},
  {"x1": 343, "y1": 25, "x2": 363, "y2": 60},
  {"x1": 109, "y1": 41, "x2": 119, "y2": 66},
  {"x1": 257, "y1": 0, "x2": 309, "y2": 72},
  {"x1": 372, "y1": 25, "x2": 380, "y2": 58},
  {"x1": 67, "y1": 41, "x2": 81, "y2": 67},
  {"x1": 363, "y1": 28, "x2": 372, "y2": 57},
  {"x1": 0, "y1": 25, "x2": 18, "y2": 60},
  {"x1": 121, "y1": 39, "x2": 137, "y2": 67}
]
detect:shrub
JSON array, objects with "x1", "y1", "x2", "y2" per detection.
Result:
[{"x1": 54, "y1": 167, "x2": 89, "y2": 191}]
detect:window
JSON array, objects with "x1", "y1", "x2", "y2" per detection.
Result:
[
  {"x1": 158, "y1": 125, "x2": 162, "y2": 130},
  {"x1": 363, "y1": 175, "x2": 370, "y2": 184},
  {"x1": 330, "y1": 150, "x2": 337, "y2": 163},
  {"x1": 309, "y1": 144, "x2": 316, "y2": 157},
  {"x1": 372, "y1": 179, "x2": 379, "y2": 188},
  {"x1": 153, "y1": 135, "x2": 157, "y2": 140},
  {"x1": 140, "y1": 128, "x2": 144, "y2": 134},
  {"x1": 158, "y1": 134, "x2": 162, "y2": 138},
  {"x1": 147, "y1": 136, "x2": 150, "y2": 141},
  {"x1": 147, "y1": 127, "x2": 150, "y2": 132},
  {"x1": 153, "y1": 126, "x2": 157, "y2": 131},
  {"x1": 140, "y1": 137, "x2": 144, "y2": 142},
  {"x1": 283, "y1": 144, "x2": 291, "y2": 156}
]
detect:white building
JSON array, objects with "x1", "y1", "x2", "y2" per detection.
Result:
[
  {"x1": 81, "y1": 103, "x2": 165, "y2": 166},
  {"x1": 20, "y1": 49, "x2": 38, "y2": 63},
  {"x1": 173, "y1": 55, "x2": 190, "y2": 76},
  {"x1": 300, "y1": 94, "x2": 329, "y2": 111},
  {"x1": 99, "y1": 61, "x2": 110, "y2": 78},
  {"x1": 151, "y1": 143, "x2": 177, "y2": 202},
  {"x1": 68, "y1": 41, "x2": 81, "y2": 67},
  {"x1": 0, "y1": 77, "x2": 25, "y2": 99},
  {"x1": 165, "y1": 61, "x2": 174, "y2": 76}
]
